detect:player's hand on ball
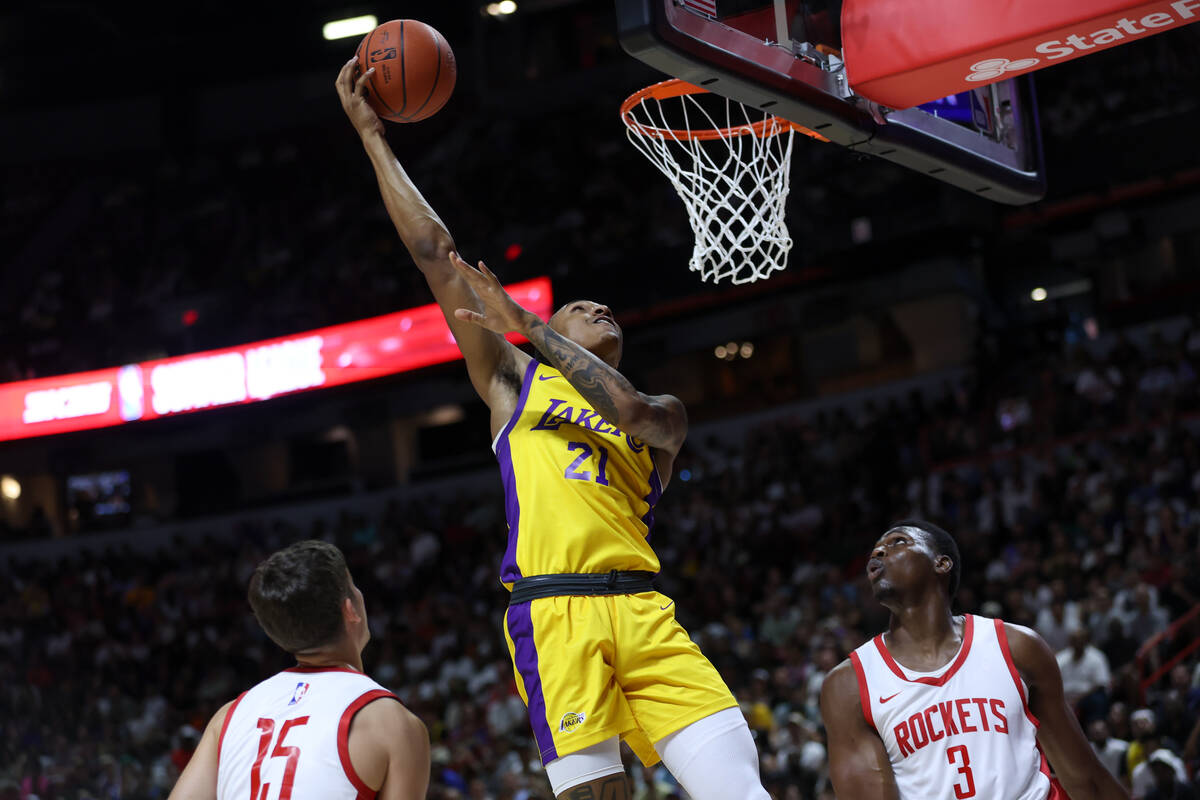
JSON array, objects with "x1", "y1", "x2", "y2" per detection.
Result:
[
  {"x1": 336, "y1": 57, "x2": 384, "y2": 139},
  {"x1": 450, "y1": 252, "x2": 532, "y2": 334}
]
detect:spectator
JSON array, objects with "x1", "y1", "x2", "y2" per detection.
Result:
[
  {"x1": 1088, "y1": 719, "x2": 1130, "y2": 782},
  {"x1": 1058, "y1": 627, "x2": 1112, "y2": 723},
  {"x1": 1142, "y1": 749, "x2": 1196, "y2": 800},
  {"x1": 1037, "y1": 597, "x2": 1081, "y2": 653},
  {"x1": 1086, "y1": 583, "x2": 1124, "y2": 646},
  {"x1": 1104, "y1": 616, "x2": 1141, "y2": 671},
  {"x1": 1126, "y1": 584, "x2": 1171, "y2": 646},
  {"x1": 1129, "y1": 710, "x2": 1189, "y2": 799}
]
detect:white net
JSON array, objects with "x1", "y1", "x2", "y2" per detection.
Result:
[{"x1": 622, "y1": 85, "x2": 796, "y2": 285}]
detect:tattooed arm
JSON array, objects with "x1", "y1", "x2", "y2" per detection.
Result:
[
  {"x1": 520, "y1": 313, "x2": 687, "y2": 453},
  {"x1": 448, "y1": 253, "x2": 688, "y2": 457}
]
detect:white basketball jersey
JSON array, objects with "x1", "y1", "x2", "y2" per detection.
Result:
[
  {"x1": 850, "y1": 615, "x2": 1062, "y2": 800},
  {"x1": 217, "y1": 666, "x2": 397, "y2": 800}
]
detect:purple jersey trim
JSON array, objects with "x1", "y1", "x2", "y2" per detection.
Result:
[
  {"x1": 641, "y1": 460, "x2": 664, "y2": 537},
  {"x1": 497, "y1": 359, "x2": 539, "y2": 583},
  {"x1": 506, "y1": 602, "x2": 558, "y2": 763}
]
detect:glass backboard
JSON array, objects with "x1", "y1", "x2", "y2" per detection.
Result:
[{"x1": 616, "y1": 0, "x2": 1046, "y2": 204}]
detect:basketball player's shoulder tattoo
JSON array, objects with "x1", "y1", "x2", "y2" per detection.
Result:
[{"x1": 523, "y1": 318, "x2": 627, "y2": 423}]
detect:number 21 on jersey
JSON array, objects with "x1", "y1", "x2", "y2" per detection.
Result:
[
  {"x1": 250, "y1": 717, "x2": 308, "y2": 800},
  {"x1": 563, "y1": 441, "x2": 610, "y2": 485}
]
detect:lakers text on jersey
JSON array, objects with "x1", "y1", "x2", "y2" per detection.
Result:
[{"x1": 492, "y1": 361, "x2": 663, "y2": 585}]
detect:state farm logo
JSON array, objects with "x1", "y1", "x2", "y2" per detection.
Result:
[
  {"x1": 961, "y1": 1, "x2": 1200, "y2": 84},
  {"x1": 965, "y1": 57, "x2": 1040, "y2": 82}
]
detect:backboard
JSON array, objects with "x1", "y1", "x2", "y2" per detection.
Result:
[{"x1": 616, "y1": 0, "x2": 1046, "y2": 204}]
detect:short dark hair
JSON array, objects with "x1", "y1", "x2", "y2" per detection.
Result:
[
  {"x1": 889, "y1": 519, "x2": 962, "y2": 598},
  {"x1": 247, "y1": 540, "x2": 352, "y2": 654}
]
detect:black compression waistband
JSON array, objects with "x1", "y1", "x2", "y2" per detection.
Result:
[{"x1": 508, "y1": 570, "x2": 657, "y2": 605}]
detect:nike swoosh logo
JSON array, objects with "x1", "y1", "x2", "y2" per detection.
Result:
[
  {"x1": 537, "y1": 375, "x2": 560, "y2": 381},
  {"x1": 879, "y1": 692, "x2": 902, "y2": 704},
  {"x1": 660, "y1": 601, "x2": 674, "y2": 610}
]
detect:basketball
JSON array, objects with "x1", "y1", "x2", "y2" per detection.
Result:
[{"x1": 355, "y1": 19, "x2": 456, "y2": 123}]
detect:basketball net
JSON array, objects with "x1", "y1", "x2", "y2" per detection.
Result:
[{"x1": 621, "y1": 80, "x2": 827, "y2": 285}]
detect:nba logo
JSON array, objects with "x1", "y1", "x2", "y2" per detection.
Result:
[{"x1": 288, "y1": 682, "x2": 310, "y2": 706}]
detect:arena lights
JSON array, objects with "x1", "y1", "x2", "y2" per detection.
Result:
[
  {"x1": 0, "y1": 476, "x2": 19, "y2": 500},
  {"x1": 322, "y1": 15, "x2": 378, "y2": 41},
  {"x1": 1031, "y1": 279, "x2": 1092, "y2": 303},
  {"x1": 485, "y1": 1, "x2": 518, "y2": 16},
  {"x1": 0, "y1": 277, "x2": 552, "y2": 442},
  {"x1": 714, "y1": 341, "x2": 754, "y2": 361}
]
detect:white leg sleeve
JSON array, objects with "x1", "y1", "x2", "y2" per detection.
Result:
[
  {"x1": 544, "y1": 736, "x2": 624, "y2": 796},
  {"x1": 655, "y1": 708, "x2": 770, "y2": 800}
]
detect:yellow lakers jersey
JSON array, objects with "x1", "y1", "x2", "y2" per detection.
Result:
[{"x1": 493, "y1": 360, "x2": 663, "y2": 585}]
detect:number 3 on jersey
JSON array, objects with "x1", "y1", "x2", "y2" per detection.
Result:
[
  {"x1": 250, "y1": 717, "x2": 309, "y2": 800},
  {"x1": 563, "y1": 441, "x2": 610, "y2": 486},
  {"x1": 947, "y1": 744, "x2": 976, "y2": 799}
]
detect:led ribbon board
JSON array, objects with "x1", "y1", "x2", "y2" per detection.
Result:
[
  {"x1": 0, "y1": 277, "x2": 552, "y2": 442},
  {"x1": 843, "y1": 0, "x2": 1200, "y2": 109}
]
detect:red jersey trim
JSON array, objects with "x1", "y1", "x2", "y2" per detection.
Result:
[
  {"x1": 216, "y1": 690, "x2": 247, "y2": 771},
  {"x1": 872, "y1": 614, "x2": 975, "y2": 686},
  {"x1": 337, "y1": 688, "x2": 400, "y2": 800},
  {"x1": 993, "y1": 618, "x2": 1041, "y2": 729},
  {"x1": 849, "y1": 652, "x2": 876, "y2": 731},
  {"x1": 285, "y1": 665, "x2": 365, "y2": 675}
]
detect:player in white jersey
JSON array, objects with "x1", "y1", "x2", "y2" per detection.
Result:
[
  {"x1": 821, "y1": 520, "x2": 1128, "y2": 800},
  {"x1": 168, "y1": 540, "x2": 429, "y2": 800}
]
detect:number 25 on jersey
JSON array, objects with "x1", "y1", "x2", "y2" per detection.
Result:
[{"x1": 250, "y1": 717, "x2": 308, "y2": 800}]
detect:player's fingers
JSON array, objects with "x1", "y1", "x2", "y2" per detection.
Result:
[
  {"x1": 354, "y1": 67, "x2": 375, "y2": 97},
  {"x1": 478, "y1": 261, "x2": 498, "y2": 281},
  {"x1": 449, "y1": 252, "x2": 480, "y2": 277},
  {"x1": 336, "y1": 56, "x2": 357, "y2": 95},
  {"x1": 454, "y1": 308, "x2": 483, "y2": 324}
]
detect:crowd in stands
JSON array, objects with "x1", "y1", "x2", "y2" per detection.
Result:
[
  {"x1": 2, "y1": 21, "x2": 1197, "y2": 384},
  {"x1": 0, "y1": 102, "x2": 692, "y2": 383},
  {"x1": 3, "y1": 313, "x2": 1200, "y2": 799}
]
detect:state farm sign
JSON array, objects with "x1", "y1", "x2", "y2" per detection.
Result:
[
  {"x1": 844, "y1": 0, "x2": 1200, "y2": 110},
  {"x1": 965, "y1": 0, "x2": 1199, "y2": 83}
]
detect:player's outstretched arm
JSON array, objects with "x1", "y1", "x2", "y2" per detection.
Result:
[
  {"x1": 167, "y1": 700, "x2": 233, "y2": 800},
  {"x1": 820, "y1": 661, "x2": 902, "y2": 800},
  {"x1": 347, "y1": 697, "x2": 431, "y2": 800},
  {"x1": 335, "y1": 58, "x2": 527, "y2": 413},
  {"x1": 1005, "y1": 623, "x2": 1130, "y2": 800},
  {"x1": 449, "y1": 254, "x2": 688, "y2": 455}
]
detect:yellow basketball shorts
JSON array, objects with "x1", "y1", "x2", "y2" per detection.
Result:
[{"x1": 503, "y1": 591, "x2": 737, "y2": 766}]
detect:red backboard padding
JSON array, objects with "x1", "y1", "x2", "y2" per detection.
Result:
[{"x1": 843, "y1": 0, "x2": 1200, "y2": 108}]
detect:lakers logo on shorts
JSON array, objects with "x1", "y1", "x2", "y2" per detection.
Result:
[{"x1": 559, "y1": 712, "x2": 586, "y2": 733}]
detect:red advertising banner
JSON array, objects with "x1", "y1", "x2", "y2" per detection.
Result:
[
  {"x1": 0, "y1": 277, "x2": 552, "y2": 442},
  {"x1": 843, "y1": 0, "x2": 1200, "y2": 109}
]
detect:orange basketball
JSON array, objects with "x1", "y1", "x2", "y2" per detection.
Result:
[{"x1": 354, "y1": 20, "x2": 457, "y2": 123}]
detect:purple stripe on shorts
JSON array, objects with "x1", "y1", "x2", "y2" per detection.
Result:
[
  {"x1": 506, "y1": 601, "x2": 558, "y2": 763},
  {"x1": 497, "y1": 359, "x2": 539, "y2": 583}
]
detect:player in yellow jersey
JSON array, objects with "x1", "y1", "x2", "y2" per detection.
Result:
[{"x1": 338, "y1": 60, "x2": 770, "y2": 800}]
